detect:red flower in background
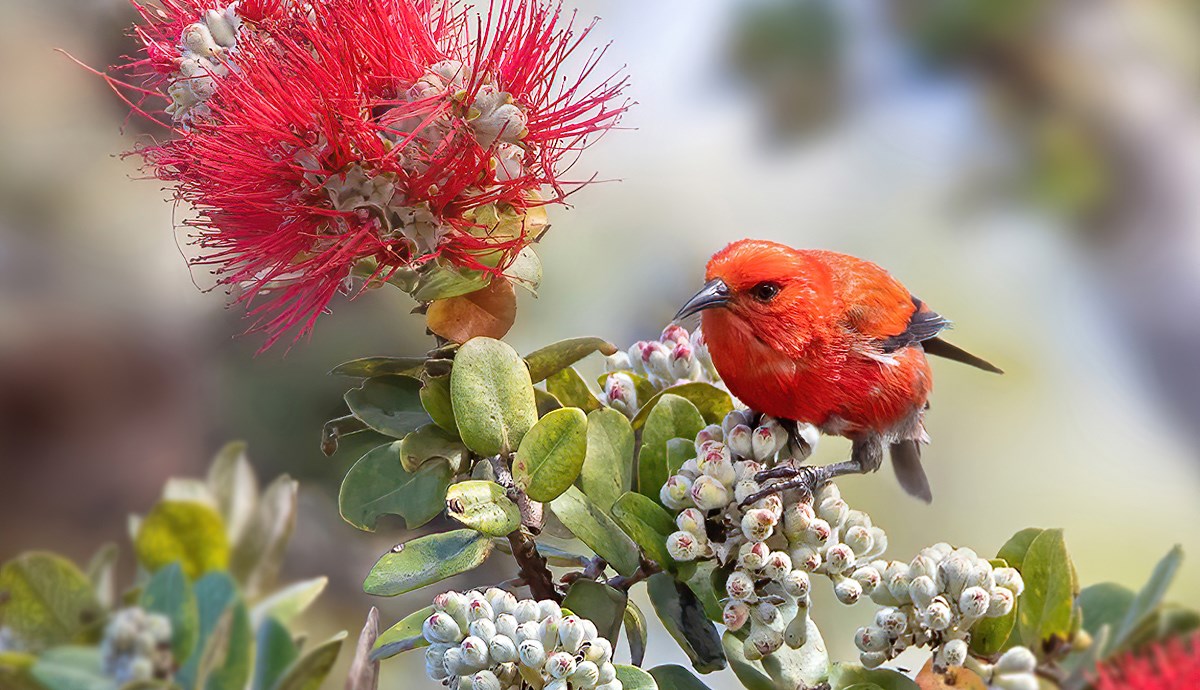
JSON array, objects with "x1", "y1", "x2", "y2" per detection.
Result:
[
  {"x1": 107, "y1": 0, "x2": 627, "y2": 348},
  {"x1": 1094, "y1": 635, "x2": 1200, "y2": 690}
]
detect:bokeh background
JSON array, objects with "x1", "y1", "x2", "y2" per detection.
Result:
[{"x1": 3, "y1": 0, "x2": 1200, "y2": 686}]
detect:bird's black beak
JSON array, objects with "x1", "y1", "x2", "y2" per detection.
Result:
[{"x1": 674, "y1": 279, "x2": 731, "y2": 321}]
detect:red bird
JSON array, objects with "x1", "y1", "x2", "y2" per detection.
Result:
[{"x1": 675, "y1": 239, "x2": 1001, "y2": 502}]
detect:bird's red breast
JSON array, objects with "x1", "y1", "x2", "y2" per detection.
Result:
[{"x1": 698, "y1": 240, "x2": 933, "y2": 438}]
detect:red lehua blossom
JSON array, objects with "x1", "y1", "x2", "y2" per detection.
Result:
[
  {"x1": 1094, "y1": 635, "x2": 1200, "y2": 690},
  {"x1": 108, "y1": 0, "x2": 627, "y2": 349}
]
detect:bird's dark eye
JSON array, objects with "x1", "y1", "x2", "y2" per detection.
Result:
[{"x1": 751, "y1": 282, "x2": 781, "y2": 302}]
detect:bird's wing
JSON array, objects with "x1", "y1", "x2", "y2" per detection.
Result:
[
  {"x1": 880, "y1": 297, "x2": 951, "y2": 352},
  {"x1": 823, "y1": 253, "x2": 932, "y2": 345}
]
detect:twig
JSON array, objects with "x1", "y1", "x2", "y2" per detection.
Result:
[
  {"x1": 606, "y1": 558, "x2": 662, "y2": 591},
  {"x1": 489, "y1": 455, "x2": 559, "y2": 602}
]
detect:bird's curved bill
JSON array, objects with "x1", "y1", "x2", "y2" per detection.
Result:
[{"x1": 674, "y1": 279, "x2": 731, "y2": 321}]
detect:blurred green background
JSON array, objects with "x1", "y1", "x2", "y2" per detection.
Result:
[{"x1": 2, "y1": 0, "x2": 1199, "y2": 687}]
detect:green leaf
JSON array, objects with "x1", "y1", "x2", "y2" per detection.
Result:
[
  {"x1": 546, "y1": 367, "x2": 603, "y2": 412},
  {"x1": 828, "y1": 663, "x2": 920, "y2": 690},
  {"x1": 562, "y1": 580, "x2": 627, "y2": 642},
  {"x1": 623, "y1": 600, "x2": 648, "y2": 667},
  {"x1": 637, "y1": 395, "x2": 705, "y2": 503},
  {"x1": 997, "y1": 528, "x2": 1045, "y2": 571},
  {"x1": 140, "y1": 563, "x2": 199, "y2": 662},
  {"x1": 271, "y1": 632, "x2": 346, "y2": 690},
  {"x1": 721, "y1": 632, "x2": 774, "y2": 690},
  {"x1": 1077, "y1": 582, "x2": 1134, "y2": 656},
  {"x1": 683, "y1": 561, "x2": 724, "y2": 622},
  {"x1": 339, "y1": 442, "x2": 453, "y2": 531},
  {"x1": 614, "y1": 665, "x2": 658, "y2": 690},
  {"x1": 84, "y1": 544, "x2": 118, "y2": 613},
  {"x1": 370, "y1": 606, "x2": 434, "y2": 661},
  {"x1": 30, "y1": 647, "x2": 114, "y2": 690},
  {"x1": 761, "y1": 616, "x2": 828, "y2": 690},
  {"x1": 411, "y1": 260, "x2": 490, "y2": 301},
  {"x1": 649, "y1": 665, "x2": 711, "y2": 690},
  {"x1": 200, "y1": 603, "x2": 252, "y2": 690},
  {"x1": 135, "y1": 501, "x2": 230, "y2": 579},
  {"x1": 611, "y1": 492, "x2": 678, "y2": 572},
  {"x1": 1112, "y1": 545, "x2": 1183, "y2": 649},
  {"x1": 631, "y1": 382, "x2": 733, "y2": 429},
  {"x1": 174, "y1": 571, "x2": 236, "y2": 688},
  {"x1": 320, "y1": 415, "x2": 369, "y2": 457},
  {"x1": 525, "y1": 337, "x2": 619, "y2": 384},
  {"x1": 548, "y1": 487, "x2": 640, "y2": 577},
  {"x1": 535, "y1": 388, "x2": 564, "y2": 416},
  {"x1": 230, "y1": 476, "x2": 298, "y2": 598},
  {"x1": 646, "y1": 573, "x2": 726, "y2": 674},
  {"x1": 250, "y1": 577, "x2": 328, "y2": 628},
  {"x1": 329, "y1": 356, "x2": 426, "y2": 378},
  {"x1": 205, "y1": 442, "x2": 258, "y2": 544},
  {"x1": 450, "y1": 337, "x2": 539, "y2": 455},
  {"x1": 506, "y1": 246, "x2": 542, "y2": 295},
  {"x1": 253, "y1": 617, "x2": 298, "y2": 690},
  {"x1": 0, "y1": 552, "x2": 102, "y2": 650},
  {"x1": 363, "y1": 530, "x2": 493, "y2": 596},
  {"x1": 445, "y1": 481, "x2": 521, "y2": 536},
  {"x1": 1017, "y1": 528, "x2": 1076, "y2": 651},
  {"x1": 345, "y1": 376, "x2": 432, "y2": 439},
  {"x1": 971, "y1": 558, "x2": 1018, "y2": 656},
  {"x1": 399, "y1": 424, "x2": 467, "y2": 473},
  {"x1": 513, "y1": 407, "x2": 588, "y2": 502},
  {"x1": 580, "y1": 409, "x2": 635, "y2": 514},
  {"x1": 419, "y1": 374, "x2": 459, "y2": 435},
  {"x1": 1124, "y1": 604, "x2": 1200, "y2": 651},
  {"x1": 665, "y1": 438, "x2": 694, "y2": 477}
]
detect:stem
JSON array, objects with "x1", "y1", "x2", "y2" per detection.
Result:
[
  {"x1": 489, "y1": 455, "x2": 559, "y2": 602},
  {"x1": 606, "y1": 558, "x2": 662, "y2": 591}
]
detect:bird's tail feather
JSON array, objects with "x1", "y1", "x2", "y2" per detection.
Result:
[
  {"x1": 890, "y1": 440, "x2": 933, "y2": 503},
  {"x1": 923, "y1": 337, "x2": 1004, "y2": 374}
]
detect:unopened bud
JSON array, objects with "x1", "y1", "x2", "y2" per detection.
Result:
[
  {"x1": 472, "y1": 670, "x2": 502, "y2": 690},
  {"x1": 517, "y1": 639, "x2": 546, "y2": 668},
  {"x1": 734, "y1": 460, "x2": 763, "y2": 482},
  {"x1": 938, "y1": 556, "x2": 973, "y2": 597},
  {"x1": 909, "y1": 575, "x2": 938, "y2": 609},
  {"x1": 988, "y1": 587, "x2": 1015, "y2": 617},
  {"x1": 583, "y1": 637, "x2": 613, "y2": 664},
  {"x1": 752, "y1": 493, "x2": 784, "y2": 518},
  {"x1": 886, "y1": 564, "x2": 913, "y2": 601},
  {"x1": 666, "y1": 531, "x2": 703, "y2": 562},
  {"x1": 459, "y1": 635, "x2": 490, "y2": 668},
  {"x1": 992, "y1": 673, "x2": 1039, "y2": 690},
  {"x1": 598, "y1": 662, "x2": 617, "y2": 684},
  {"x1": 860, "y1": 651, "x2": 888, "y2": 669},
  {"x1": 743, "y1": 626, "x2": 784, "y2": 660},
  {"x1": 855, "y1": 626, "x2": 890, "y2": 652},
  {"x1": 909, "y1": 555, "x2": 938, "y2": 581},
  {"x1": 726, "y1": 571, "x2": 757, "y2": 600},
  {"x1": 486, "y1": 588, "x2": 518, "y2": 617},
  {"x1": 690, "y1": 475, "x2": 730, "y2": 511},
  {"x1": 875, "y1": 608, "x2": 907, "y2": 636},
  {"x1": 515, "y1": 621, "x2": 540, "y2": 642},
  {"x1": 441, "y1": 646, "x2": 465, "y2": 676},
  {"x1": 698, "y1": 451, "x2": 736, "y2": 486},
  {"x1": 824, "y1": 543, "x2": 855, "y2": 573},
  {"x1": 804, "y1": 518, "x2": 831, "y2": 546},
  {"x1": 924, "y1": 598, "x2": 953, "y2": 631},
  {"x1": 783, "y1": 501, "x2": 815, "y2": 538},
  {"x1": 570, "y1": 660, "x2": 601, "y2": 688},
  {"x1": 813, "y1": 481, "x2": 840, "y2": 504},
  {"x1": 465, "y1": 597, "x2": 494, "y2": 623},
  {"x1": 489, "y1": 635, "x2": 518, "y2": 663},
  {"x1": 817, "y1": 497, "x2": 849, "y2": 526},
  {"x1": 844, "y1": 526, "x2": 875, "y2": 556},
  {"x1": 790, "y1": 545, "x2": 822, "y2": 572},
  {"x1": 538, "y1": 615, "x2": 561, "y2": 648},
  {"x1": 785, "y1": 607, "x2": 810, "y2": 648},
  {"x1": 834, "y1": 576, "x2": 863, "y2": 604},
  {"x1": 751, "y1": 424, "x2": 785, "y2": 461},
  {"x1": 851, "y1": 566, "x2": 882, "y2": 593},
  {"x1": 557, "y1": 616, "x2": 586, "y2": 652},
  {"x1": 696, "y1": 425, "x2": 723, "y2": 446},
  {"x1": 726, "y1": 424, "x2": 754, "y2": 458},
  {"x1": 425, "y1": 645, "x2": 450, "y2": 680},
  {"x1": 495, "y1": 613, "x2": 518, "y2": 639},
  {"x1": 996, "y1": 646, "x2": 1037, "y2": 674},
  {"x1": 538, "y1": 600, "x2": 562, "y2": 621},
  {"x1": 434, "y1": 591, "x2": 467, "y2": 617},
  {"x1": 605, "y1": 351, "x2": 632, "y2": 371},
  {"x1": 546, "y1": 651, "x2": 577, "y2": 679},
  {"x1": 939, "y1": 639, "x2": 968, "y2": 669},
  {"x1": 783, "y1": 569, "x2": 811, "y2": 598},
  {"x1": 959, "y1": 586, "x2": 991, "y2": 620},
  {"x1": 469, "y1": 618, "x2": 496, "y2": 641},
  {"x1": 761, "y1": 551, "x2": 793, "y2": 581},
  {"x1": 734, "y1": 480, "x2": 761, "y2": 504},
  {"x1": 741, "y1": 509, "x2": 777, "y2": 541},
  {"x1": 676, "y1": 508, "x2": 706, "y2": 536},
  {"x1": 513, "y1": 600, "x2": 541, "y2": 624},
  {"x1": 994, "y1": 567, "x2": 1025, "y2": 596},
  {"x1": 738, "y1": 541, "x2": 770, "y2": 570},
  {"x1": 660, "y1": 475, "x2": 694, "y2": 510},
  {"x1": 423, "y1": 612, "x2": 463, "y2": 643},
  {"x1": 723, "y1": 601, "x2": 750, "y2": 631}
]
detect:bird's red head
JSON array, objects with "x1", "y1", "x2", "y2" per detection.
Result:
[{"x1": 676, "y1": 239, "x2": 835, "y2": 358}]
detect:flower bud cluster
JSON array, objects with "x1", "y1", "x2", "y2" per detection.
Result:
[
  {"x1": 602, "y1": 326, "x2": 717, "y2": 416},
  {"x1": 853, "y1": 542, "x2": 1026, "y2": 676},
  {"x1": 100, "y1": 607, "x2": 174, "y2": 685},
  {"x1": 166, "y1": 4, "x2": 243, "y2": 123},
  {"x1": 421, "y1": 588, "x2": 621, "y2": 690}
]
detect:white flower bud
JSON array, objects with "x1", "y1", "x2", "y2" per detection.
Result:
[
  {"x1": 486, "y1": 588, "x2": 518, "y2": 617},
  {"x1": 517, "y1": 639, "x2": 546, "y2": 668},
  {"x1": 909, "y1": 575, "x2": 938, "y2": 609},
  {"x1": 938, "y1": 639, "x2": 968, "y2": 669},
  {"x1": 513, "y1": 600, "x2": 541, "y2": 624},
  {"x1": 726, "y1": 571, "x2": 757, "y2": 601},
  {"x1": 824, "y1": 543, "x2": 855, "y2": 574},
  {"x1": 558, "y1": 616, "x2": 587, "y2": 653},
  {"x1": 782, "y1": 501, "x2": 815, "y2": 538},
  {"x1": 726, "y1": 424, "x2": 754, "y2": 458},
  {"x1": 661, "y1": 475, "x2": 694, "y2": 510},
  {"x1": 996, "y1": 646, "x2": 1038, "y2": 674},
  {"x1": 992, "y1": 673, "x2": 1040, "y2": 690},
  {"x1": 603, "y1": 373, "x2": 637, "y2": 413},
  {"x1": 785, "y1": 607, "x2": 810, "y2": 649},
  {"x1": 425, "y1": 645, "x2": 450, "y2": 680},
  {"x1": 886, "y1": 564, "x2": 913, "y2": 601},
  {"x1": 667, "y1": 530, "x2": 705, "y2": 561},
  {"x1": 699, "y1": 452, "x2": 736, "y2": 487},
  {"x1": 597, "y1": 662, "x2": 617, "y2": 684},
  {"x1": 938, "y1": 556, "x2": 973, "y2": 597},
  {"x1": 538, "y1": 616, "x2": 561, "y2": 648},
  {"x1": 472, "y1": 670, "x2": 501, "y2": 690},
  {"x1": 844, "y1": 526, "x2": 875, "y2": 556},
  {"x1": 959, "y1": 586, "x2": 991, "y2": 620},
  {"x1": 695, "y1": 425, "x2": 723, "y2": 447},
  {"x1": 994, "y1": 567, "x2": 1025, "y2": 596},
  {"x1": 678, "y1": 457, "x2": 701, "y2": 478},
  {"x1": 741, "y1": 509, "x2": 777, "y2": 541},
  {"x1": 544, "y1": 680, "x2": 568, "y2": 690},
  {"x1": 869, "y1": 584, "x2": 903, "y2": 606},
  {"x1": 864, "y1": 527, "x2": 889, "y2": 559},
  {"x1": 875, "y1": 608, "x2": 907, "y2": 636},
  {"x1": 489, "y1": 635, "x2": 518, "y2": 663},
  {"x1": 860, "y1": 651, "x2": 889, "y2": 669},
  {"x1": 743, "y1": 626, "x2": 784, "y2": 660},
  {"x1": 723, "y1": 601, "x2": 750, "y2": 631},
  {"x1": 442, "y1": 646, "x2": 466, "y2": 675},
  {"x1": 813, "y1": 481, "x2": 839, "y2": 503},
  {"x1": 495, "y1": 613, "x2": 519, "y2": 639},
  {"x1": 761, "y1": 551, "x2": 793, "y2": 581},
  {"x1": 459, "y1": 636, "x2": 490, "y2": 669},
  {"x1": 752, "y1": 602, "x2": 779, "y2": 626},
  {"x1": 580, "y1": 618, "x2": 599, "y2": 643},
  {"x1": 783, "y1": 569, "x2": 811, "y2": 598},
  {"x1": 583, "y1": 637, "x2": 613, "y2": 665},
  {"x1": 465, "y1": 596, "x2": 494, "y2": 623},
  {"x1": 605, "y1": 351, "x2": 632, "y2": 372},
  {"x1": 423, "y1": 612, "x2": 463, "y2": 643},
  {"x1": 988, "y1": 587, "x2": 1015, "y2": 617},
  {"x1": 546, "y1": 651, "x2": 577, "y2": 679},
  {"x1": 690, "y1": 475, "x2": 730, "y2": 511},
  {"x1": 817, "y1": 497, "x2": 849, "y2": 526},
  {"x1": 434, "y1": 591, "x2": 468, "y2": 616},
  {"x1": 804, "y1": 518, "x2": 832, "y2": 546},
  {"x1": 909, "y1": 555, "x2": 938, "y2": 581},
  {"x1": 570, "y1": 660, "x2": 601, "y2": 689},
  {"x1": 722, "y1": 409, "x2": 752, "y2": 434},
  {"x1": 834, "y1": 576, "x2": 863, "y2": 604},
  {"x1": 851, "y1": 566, "x2": 882, "y2": 594},
  {"x1": 469, "y1": 618, "x2": 496, "y2": 641},
  {"x1": 734, "y1": 460, "x2": 763, "y2": 482},
  {"x1": 734, "y1": 480, "x2": 761, "y2": 504},
  {"x1": 790, "y1": 545, "x2": 822, "y2": 572},
  {"x1": 855, "y1": 626, "x2": 890, "y2": 652},
  {"x1": 515, "y1": 621, "x2": 540, "y2": 642},
  {"x1": 753, "y1": 493, "x2": 784, "y2": 519},
  {"x1": 676, "y1": 508, "x2": 706, "y2": 536},
  {"x1": 751, "y1": 424, "x2": 785, "y2": 461},
  {"x1": 924, "y1": 598, "x2": 953, "y2": 631}
]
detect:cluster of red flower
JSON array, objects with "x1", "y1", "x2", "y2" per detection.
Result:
[{"x1": 107, "y1": 0, "x2": 626, "y2": 348}]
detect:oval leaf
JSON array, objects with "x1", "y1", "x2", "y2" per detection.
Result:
[
  {"x1": 363, "y1": 530, "x2": 493, "y2": 597},
  {"x1": 649, "y1": 665, "x2": 712, "y2": 690},
  {"x1": 445, "y1": 481, "x2": 521, "y2": 536},
  {"x1": 1112, "y1": 545, "x2": 1184, "y2": 651},
  {"x1": 229, "y1": 475, "x2": 297, "y2": 598},
  {"x1": 371, "y1": 605, "x2": 434, "y2": 661},
  {"x1": 345, "y1": 376, "x2": 432, "y2": 439},
  {"x1": 450, "y1": 338, "x2": 538, "y2": 455},
  {"x1": 549, "y1": 487, "x2": 641, "y2": 577},
  {"x1": 253, "y1": 617, "x2": 298, "y2": 690},
  {"x1": 513, "y1": 407, "x2": 588, "y2": 502},
  {"x1": 562, "y1": 580, "x2": 627, "y2": 643},
  {"x1": 29, "y1": 647, "x2": 112, "y2": 690},
  {"x1": 525, "y1": 337, "x2": 619, "y2": 384},
  {"x1": 399, "y1": 424, "x2": 467, "y2": 473},
  {"x1": 1017, "y1": 528, "x2": 1076, "y2": 650},
  {"x1": 580, "y1": 409, "x2": 635, "y2": 514},
  {"x1": 829, "y1": 663, "x2": 921, "y2": 690},
  {"x1": 419, "y1": 375, "x2": 459, "y2": 436},
  {"x1": 329, "y1": 357, "x2": 426, "y2": 378},
  {"x1": 546, "y1": 367, "x2": 603, "y2": 412},
  {"x1": 273, "y1": 632, "x2": 346, "y2": 690},
  {"x1": 611, "y1": 492, "x2": 677, "y2": 572},
  {"x1": 339, "y1": 443, "x2": 453, "y2": 532},
  {"x1": 135, "y1": 500, "x2": 230, "y2": 579},
  {"x1": 427, "y1": 278, "x2": 517, "y2": 343},
  {"x1": 646, "y1": 573, "x2": 726, "y2": 674},
  {"x1": 624, "y1": 601, "x2": 648, "y2": 667},
  {"x1": 631, "y1": 382, "x2": 734, "y2": 429},
  {"x1": 139, "y1": 563, "x2": 199, "y2": 662},
  {"x1": 615, "y1": 665, "x2": 658, "y2": 690},
  {"x1": 637, "y1": 394, "x2": 705, "y2": 503},
  {"x1": 250, "y1": 577, "x2": 328, "y2": 628},
  {"x1": 0, "y1": 553, "x2": 102, "y2": 649}
]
